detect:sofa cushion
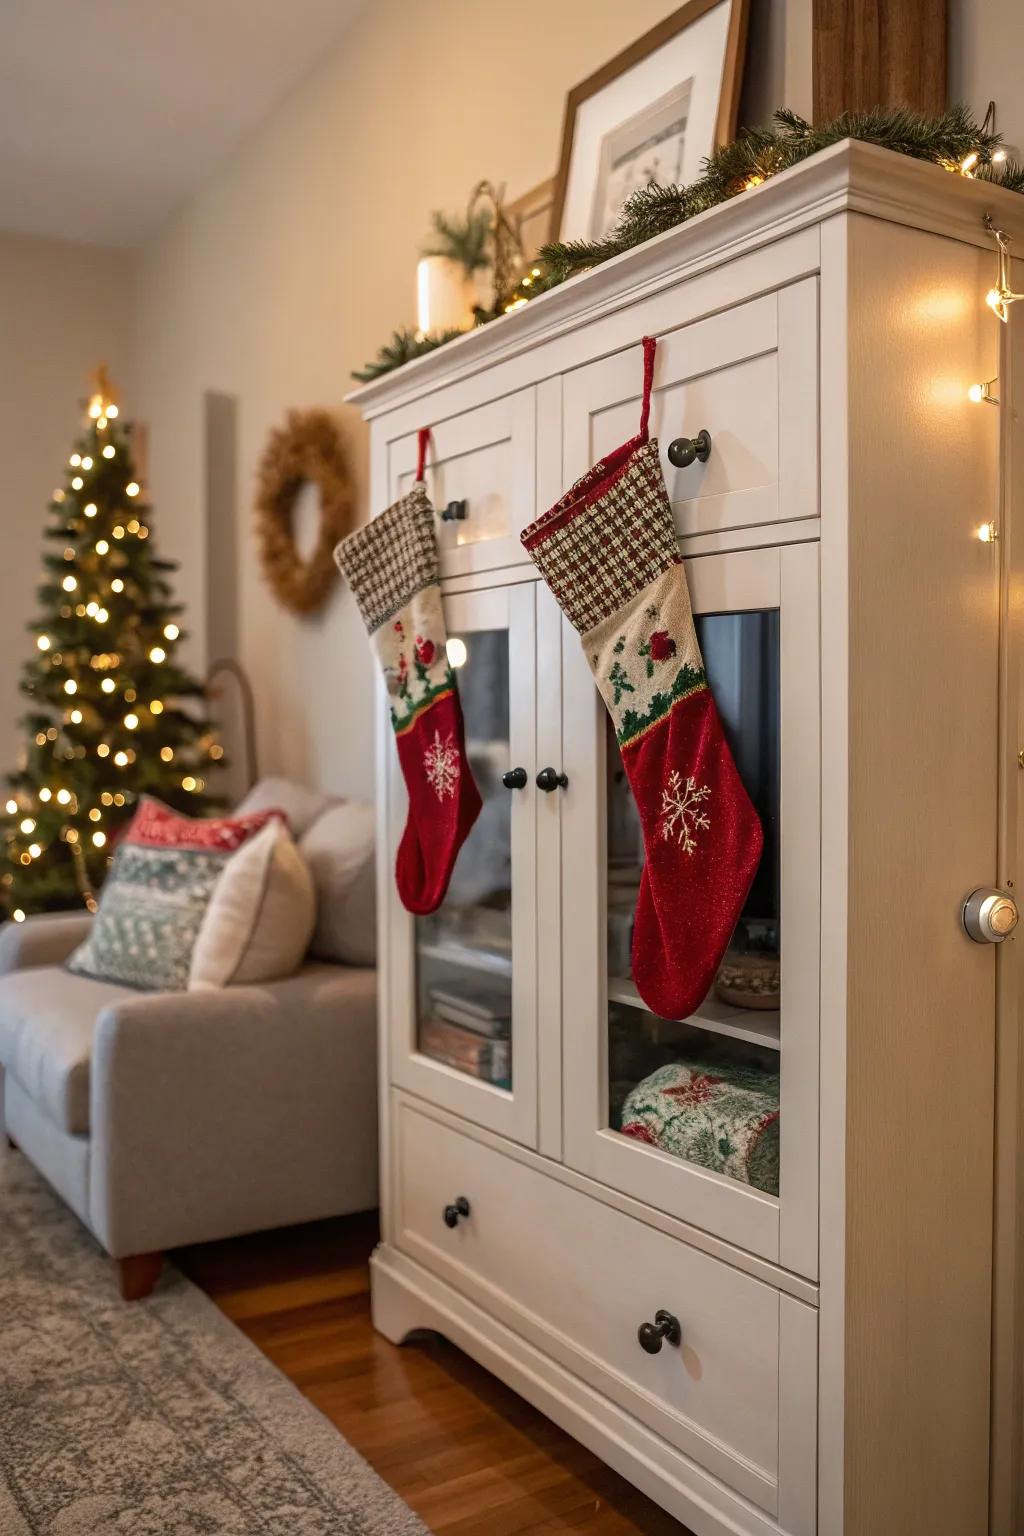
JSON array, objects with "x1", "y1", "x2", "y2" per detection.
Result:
[
  {"x1": 300, "y1": 801, "x2": 376, "y2": 966},
  {"x1": 0, "y1": 966, "x2": 132, "y2": 1134},
  {"x1": 235, "y1": 778, "x2": 338, "y2": 837},
  {"x1": 68, "y1": 798, "x2": 281, "y2": 992},
  {"x1": 189, "y1": 819, "x2": 316, "y2": 988}
]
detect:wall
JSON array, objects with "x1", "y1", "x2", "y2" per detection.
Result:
[
  {"x1": 133, "y1": 0, "x2": 715, "y2": 801},
  {"x1": 0, "y1": 231, "x2": 135, "y2": 776}
]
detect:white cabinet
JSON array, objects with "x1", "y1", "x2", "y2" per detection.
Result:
[{"x1": 352, "y1": 144, "x2": 1021, "y2": 1536}]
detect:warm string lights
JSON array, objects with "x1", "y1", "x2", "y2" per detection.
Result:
[{"x1": 2, "y1": 368, "x2": 224, "y2": 917}]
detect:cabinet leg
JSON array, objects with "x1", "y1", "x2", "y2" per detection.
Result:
[{"x1": 116, "y1": 1252, "x2": 163, "y2": 1301}]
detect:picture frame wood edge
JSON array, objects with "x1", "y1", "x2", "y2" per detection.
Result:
[{"x1": 548, "y1": 0, "x2": 750, "y2": 244}]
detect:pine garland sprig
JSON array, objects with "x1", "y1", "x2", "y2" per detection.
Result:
[
  {"x1": 539, "y1": 105, "x2": 1007, "y2": 283},
  {"x1": 351, "y1": 326, "x2": 464, "y2": 384}
]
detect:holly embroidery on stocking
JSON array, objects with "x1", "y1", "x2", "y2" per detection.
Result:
[
  {"x1": 423, "y1": 729, "x2": 460, "y2": 802},
  {"x1": 658, "y1": 768, "x2": 711, "y2": 854}
]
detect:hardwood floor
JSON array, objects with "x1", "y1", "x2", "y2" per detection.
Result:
[{"x1": 177, "y1": 1212, "x2": 689, "y2": 1535}]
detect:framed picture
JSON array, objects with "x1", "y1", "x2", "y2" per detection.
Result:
[{"x1": 550, "y1": 0, "x2": 748, "y2": 244}]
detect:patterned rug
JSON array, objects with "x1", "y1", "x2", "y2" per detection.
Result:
[{"x1": 0, "y1": 1148, "x2": 426, "y2": 1535}]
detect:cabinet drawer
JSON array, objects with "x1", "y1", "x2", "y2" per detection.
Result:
[
  {"x1": 394, "y1": 1098, "x2": 816, "y2": 1524},
  {"x1": 563, "y1": 280, "x2": 817, "y2": 539},
  {"x1": 388, "y1": 390, "x2": 535, "y2": 577}
]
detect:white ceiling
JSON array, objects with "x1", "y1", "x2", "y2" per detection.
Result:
[{"x1": 0, "y1": 0, "x2": 365, "y2": 249}]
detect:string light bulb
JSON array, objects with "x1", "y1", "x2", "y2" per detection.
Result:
[
  {"x1": 19, "y1": 818, "x2": 34, "y2": 834},
  {"x1": 36, "y1": 635, "x2": 50, "y2": 651},
  {"x1": 63, "y1": 679, "x2": 77, "y2": 695},
  {"x1": 84, "y1": 503, "x2": 97, "y2": 518},
  {"x1": 102, "y1": 445, "x2": 115, "y2": 459},
  {"x1": 95, "y1": 539, "x2": 109, "y2": 555},
  {"x1": 126, "y1": 482, "x2": 140, "y2": 498},
  {"x1": 123, "y1": 713, "x2": 139, "y2": 729},
  {"x1": 984, "y1": 221, "x2": 1024, "y2": 323},
  {"x1": 69, "y1": 709, "x2": 83, "y2": 724},
  {"x1": 92, "y1": 830, "x2": 107, "y2": 848},
  {"x1": 101, "y1": 678, "x2": 115, "y2": 694},
  {"x1": 71, "y1": 476, "x2": 83, "y2": 490},
  {"x1": 107, "y1": 404, "x2": 118, "y2": 418},
  {"x1": 38, "y1": 788, "x2": 51, "y2": 803},
  {"x1": 56, "y1": 789, "x2": 71, "y2": 805},
  {"x1": 968, "y1": 378, "x2": 998, "y2": 405},
  {"x1": 978, "y1": 521, "x2": 998, "y2": 543},
  {"x1": 62, "y1": 575, "x2": 77, "y2": 592},
  {"x1": 4, "y1": 798, "x2": 17, "y2": 814},
  {"x1": 163, "y1": 623, "x2": 179, "y2": 640},
  {"x1": 110, "y1": 578, "x2": 124, "y2": 593},
  {"x1": 149, "y1": 645, "x2": 166, "y2": 663},
  {"x1": 12, "y1": 910, "x2": 25, "y2": 923}
]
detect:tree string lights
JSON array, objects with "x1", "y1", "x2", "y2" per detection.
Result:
[{"x1": 2, "y1": 367, "x2": 224, "y2": 919}]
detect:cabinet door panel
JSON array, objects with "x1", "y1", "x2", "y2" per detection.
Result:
[
  {"x1": 560, "y1": 544, "x2": 820, "y2": 1274},
  {"x1": 563, "y1": 281, "x2": 818, "y2": 540},
  {"x1": 386, "y1": 583, "x2": 539, "y2": 1147},
  {"x1": 388, "y1": 391, "x2": 535, "y2": 577}
]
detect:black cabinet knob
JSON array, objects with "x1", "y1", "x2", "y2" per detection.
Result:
[
  {"x1": 637, "y1": 1309, "x2": 682, "y2": 1354},
  {"x1": 443, "y1": 1196, "x2": 471, "y2": 1229},
  {"x1": 502, "y1": 767, "x2": 528, "y2": 790},
  {"x1": 536, "y1": 767, "x2": 568, "y2": 792},
  {"x1": 441, "y1": 499, "x2": 468, "y2": 521},
  {"x1": 667, "y1": 430, "x2": 712, "y2": 468}
]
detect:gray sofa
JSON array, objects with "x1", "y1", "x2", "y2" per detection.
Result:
[{"x1": 0, "y1": 781, "x2": 379, "y2": 1298}]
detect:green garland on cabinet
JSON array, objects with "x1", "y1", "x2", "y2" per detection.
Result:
[{"x1": 353, "y1": 105, "x2": 1024, "y2": 384}]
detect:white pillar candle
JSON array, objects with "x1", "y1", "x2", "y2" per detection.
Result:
[{"x1": 416, "y1": 256, "x2": 474, "y2": 336}]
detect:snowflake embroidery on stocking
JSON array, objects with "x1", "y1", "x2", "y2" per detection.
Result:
[
  {"x1": 658, "y1": 769, "x2": 711, "y2": 855},
  {"x1": 423, "y1": 730, "x2": 460, "y2": 802}
]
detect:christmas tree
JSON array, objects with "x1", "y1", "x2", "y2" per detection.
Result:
[{"x1": 2, "y1": 368, "x2": 222, "y2": 920}]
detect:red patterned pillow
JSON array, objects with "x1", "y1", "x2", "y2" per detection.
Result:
[{"x1": 68, "y1": 799, "x2": 283, "y2": 991}]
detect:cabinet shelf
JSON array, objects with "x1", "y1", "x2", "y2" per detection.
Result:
[
  {"x1": 607, "y1": 976, "x2": 781, "y2": 1052},
  {"x1": 418, "y1": 939, "x2": 513, "y2": 979}
]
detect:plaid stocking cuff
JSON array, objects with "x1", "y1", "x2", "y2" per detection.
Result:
[
  {"x1": 335, "y1": 486, "x2": 438, "y2": 633},
  {"x1": 520, "y1": 439, "x2": 680, "y2": 633}
]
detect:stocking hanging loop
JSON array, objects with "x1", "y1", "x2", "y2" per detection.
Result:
[
  {"x1": 639, "y1": 335, "x2": 657, "y2": 442},
  {"x1": 415, "y1": 426, "x2": 431, "y2": 484}
]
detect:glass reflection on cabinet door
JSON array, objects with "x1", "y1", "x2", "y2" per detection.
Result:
[{"x1": 415, "y1": 628, "x2": 513, "y2": 1089}]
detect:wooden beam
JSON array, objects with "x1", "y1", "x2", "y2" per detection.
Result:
[{"x1": 813, "y1": 0, "x2": 947, "y2": 122}]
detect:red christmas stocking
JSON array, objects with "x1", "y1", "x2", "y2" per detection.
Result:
[
  {"x1": 521, "y1": 338, "x2": 763, "y2": 1019},
  {"x1": 336, "y1": 430, "x2": 481, "y2": 915}
]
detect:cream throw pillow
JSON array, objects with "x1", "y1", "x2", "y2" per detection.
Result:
[{"x1": 189, "y1": 819, "x2": 316, "y2": 989}]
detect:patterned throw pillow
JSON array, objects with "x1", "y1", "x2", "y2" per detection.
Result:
[{"x1": 67, "y1": 799, "x2": 282, "y2": 992}]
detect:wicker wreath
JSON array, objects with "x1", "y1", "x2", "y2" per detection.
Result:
[{"x1": 254, "y1": 409, "x2": 353, "y2": 615}]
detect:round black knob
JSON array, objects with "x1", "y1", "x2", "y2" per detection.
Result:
[
  {"x1": 667, "y1": 430, "x2": 712, "y2": 468},
  {"x1": 441, "y1": 498, "x2": 468, "y2": 521},
  {"x1": 443, "y1": 1196, "x2": 471, "y2": 1229},
  {"x1": 536, "y1": 767, "x2": 568, "y2": 793},
  {"x1": 502, "y1": 767, "x2": 528, "y2": 790},
  {"x1": 637, "y1": 1309, "x2": 682, "y2": 1354}
]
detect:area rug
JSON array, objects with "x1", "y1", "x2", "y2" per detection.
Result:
[{"x1": 0, "y1": 1148, "x2": 427, "y2": 1535}]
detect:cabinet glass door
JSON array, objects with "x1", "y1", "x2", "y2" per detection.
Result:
[
  {"x1": 561, "y1": 544, "x2": 819, "y2": 1273},
  {"x1": 386, "y1": 582, "x2": 539, "y2": 1147}
]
